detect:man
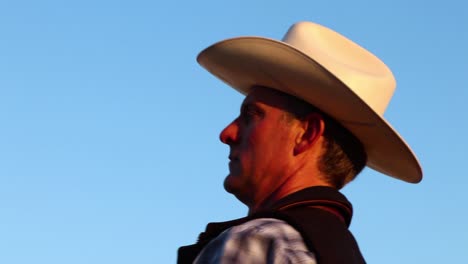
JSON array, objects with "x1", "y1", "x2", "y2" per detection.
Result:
[{"x1": 178, "y1": 21, "x2": 422, "y2": 264}]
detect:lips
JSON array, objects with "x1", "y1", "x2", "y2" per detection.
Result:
[{"x1": 228, "y1": 155, "x2": 239, "y2": 170}]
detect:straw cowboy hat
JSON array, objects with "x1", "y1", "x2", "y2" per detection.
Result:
[{"x1": 197, "y1": 21, "x2": 422, "y2": 183}]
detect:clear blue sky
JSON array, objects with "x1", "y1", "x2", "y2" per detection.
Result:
[{"x1": 0, "y1": 0, "x2": 466, "y2": 263}]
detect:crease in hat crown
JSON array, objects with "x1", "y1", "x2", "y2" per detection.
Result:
[
  {"x1": 282, "y1": 22, "x2": 396, "y2": 115},
  {"x1": 197, "y1": 21, "x2": 423, "y2": 183}
]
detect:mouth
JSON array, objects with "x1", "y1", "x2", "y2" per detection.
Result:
[{"x1": 228, "y1": 155, "x2": 238, "y2": 168}]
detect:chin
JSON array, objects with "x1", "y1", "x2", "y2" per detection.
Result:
[
  {"x1": 224, "y1": 173, "x2": 245, "y2": 194},
  {"x1": 223, "y1": 174, "x2": 251, "y2": 206},
  {"x1": 223, "y1": 173, "x2": 236, "y2": 194}
]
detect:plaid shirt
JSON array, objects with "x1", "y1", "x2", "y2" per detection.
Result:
[{"x1": 194, "y1": 218, "x2": 317, "y2": 264}]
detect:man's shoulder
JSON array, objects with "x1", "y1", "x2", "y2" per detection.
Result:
[
  {"x1": 194, "y1": 218, "x2": 316, "y2": 263},
  {"x1": 219, "y1": 217, "x2": 313, "y2": 253}
]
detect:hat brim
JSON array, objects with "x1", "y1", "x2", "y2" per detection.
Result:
[{"x1": 197, "y1": 37, "x2": 422, "y2": 183}]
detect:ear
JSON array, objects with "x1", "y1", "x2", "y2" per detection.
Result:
[{"x1": 293, "y1": 113, "x2": 325, "y2": 155}]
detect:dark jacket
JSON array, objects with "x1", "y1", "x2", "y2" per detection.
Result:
[{"x1": 178, "y1": 186, "x2": 366, "y2": 264}]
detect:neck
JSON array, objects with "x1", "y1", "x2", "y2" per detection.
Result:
[{"x1": 248, "y1": 171, "x2": 330, "y2": 215}]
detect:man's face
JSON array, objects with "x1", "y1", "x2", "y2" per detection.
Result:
[{"x1": 219, "y1": 87, "x2": 299, "y2": 207}]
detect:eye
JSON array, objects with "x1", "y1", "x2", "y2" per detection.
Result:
[
  {"x1": 240, "y1": 110, "x2": 253, "y2": 124},
  {"x1": 240, "y1": 105, "x2": 263, "y2": 124}
]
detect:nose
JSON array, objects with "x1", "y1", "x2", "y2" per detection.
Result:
[{"x1": 220, "y1": 119, "x2": 239, "y2": 145}]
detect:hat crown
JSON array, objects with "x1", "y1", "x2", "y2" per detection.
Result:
[{"x1": 282, "y1": 22, "x2": 396, "y2": 115}]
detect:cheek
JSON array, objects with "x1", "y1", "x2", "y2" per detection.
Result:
[
  {"x1": 246, "y1": 136, "x2": 274, "y2": 162},
  {"x1": 265, "y1": 128, "x2": 295, "y2": 156},
  {"x1": 237, "y1": 129, "x2": 265, "y2": 167},
  {"x1": 239, "y1": 123, "x2": 291, "y2": 160},
  {"x1": 244, "y1": 128, "x2": 267, "y2": 152},
  {"x1": 238, "y1": 125, "x2": 259, "y2": 148}
]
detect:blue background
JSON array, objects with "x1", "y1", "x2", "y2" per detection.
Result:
[{"x1": 0, "y1": 0, "x2": 466, "y2": 263}]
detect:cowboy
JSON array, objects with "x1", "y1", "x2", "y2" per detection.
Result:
[{"x1": 178, "y1": 21, "x2": 422, "y2": 264}]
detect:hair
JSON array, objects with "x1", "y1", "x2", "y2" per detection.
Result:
[{"x1": 276, "y1": 90, "x2": 367, "y2": 189}]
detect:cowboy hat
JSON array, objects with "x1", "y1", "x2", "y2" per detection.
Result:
[{"x1": 197, "y1": 21, "x2": 422, "y2": 183}]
